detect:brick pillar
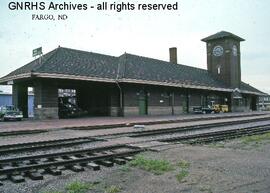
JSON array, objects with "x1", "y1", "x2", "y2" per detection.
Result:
[
  {"x1": 12, "y1": 84, "x2": 28, "y2": 118},
  {"x1": 33, "y1": 81, "x2": 58, "y2": 119}
]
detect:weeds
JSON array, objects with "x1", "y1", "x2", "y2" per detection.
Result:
[
  {"x1": 176, "y1": 170, "x2": 189, "y2": 182},
  {"x1": 129, "y1": 155, "x2": 174, "y2": 175},
  {"x1": 241, "y1": 132, "x2": 270, "y2": 145},
  {"x1": 178, "y1": 159, "x2": 190, "y2": 169},
  {"x1": 176, "y1": 159, "x2": 190, "y2": 182},
  {"x1": 66, "y1": 181, "x2": 96, "y2": 193},
  {"x1": 104, "y1": 185, "x2": 121, "y2": 193}
]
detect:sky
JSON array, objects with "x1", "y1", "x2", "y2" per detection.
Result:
[{"x1": 0, "y1": 0, "x2": 269, "y2": 94}]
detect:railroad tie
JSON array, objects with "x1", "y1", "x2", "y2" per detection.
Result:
[
  {"x1": 9, "y1": 174, "x2": 25, "y2": 183},
  {"x1": 85, "y1": 162, "x2": 100, "y2": 171},
  {"x1": 95, "y1": 160, "x2": 114, "y2": 167},
  {"x1": 0, "y1": 175, "x2": 7, "y2": 181},
  {"x1": 24, "y1": 171, "x2": 43, "y2": 181},
  {"x1": 0, "y1": 181, "x2": 3, "y2": 186},
  {"x1": 25, "y1": 159, "x2": 39, "y2": 165},
  {"x1": 65, "y1": 165, "x2": 85, "y2": 172},
  {"x1": 44, "y1": 157, "x2": 56, "y2": 162},
  {"x1": 44, "y1": 167, "x2": 62, "y2": 176},
  {"x1": 123, "y1": 156, "x2": 133, "y2": 161},
  {"x1": 113, "y1": 158, "x2": 126, "y2": 165}
]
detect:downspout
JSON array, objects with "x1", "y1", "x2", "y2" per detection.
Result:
[
  {"x1": 171, "y1": 91, "x2": 175, "y2": 115},
  {"x1": 116, "y1": 56, "x2": 124, "y2": 116},
  {"x1": 116, "y1": 81, "x2": 123, "y2": 116}
]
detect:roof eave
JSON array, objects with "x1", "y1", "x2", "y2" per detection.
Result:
[
  {"x1": 0, "y1": 73, "x2": 32, "y2": 85},
  {"x1": 239, "y1": 90, "x2": 265, "y2": 96},
  {"x1": 32, "y1": 72, "x2": 116, "y2": 83},
  {"x1": 120, "y1": 78, "x2": 232, "y2": 92}
]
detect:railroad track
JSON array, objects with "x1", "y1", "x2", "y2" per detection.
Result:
[
  {"x1": 159, "y1": 124, "x2": 270, "y2": 144},
  {"x1": 0, "y1": 114, "x2": 269, "y2": 185},
  {"x1": 0, "y1": 144, "x2": 142, "y2": 185},
  {"x1": 0, "y1": 129, "x2": 47, "y2": 137},
  {"x1": 127, "y1": 116, "x2": 270, "y2": 138},
  {"x1": 0, "y1": 136, "x2": 104, "y2": 155},
  {"x1": 72, "y1": 112, "x2": 267, "y2": 130},
  {"x1": 0, "y1": 113, "x2": 267, "y2": 138},
  {"x1": 1, "y1": 115, "x2": 269, "y2": 155}
]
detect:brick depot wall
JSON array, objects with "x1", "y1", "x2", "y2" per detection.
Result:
[
  {"x1": 124, "y1": 107, "x2": 139, "y2": 116},
  {"x1": 110, "y1": 106, "x2": 121, "y2": 116},
  {"x1": 33, "y1": 80, "x2": 59, "y2": 119},
  {"x1": 122, "y1": 85, "x2": 188, "y2": 116},
  {"x1": 34, "y1": 107, "x2": 59, "y2": 119}
]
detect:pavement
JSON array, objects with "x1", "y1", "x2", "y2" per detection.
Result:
[{"x1": 0, "y1": 111, "x2": 268, "y2": 133}]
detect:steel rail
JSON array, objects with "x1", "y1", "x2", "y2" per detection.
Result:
[
  {"x1": 129, "y1": 116, "x2": 270, "y2": 138},
  {"x1": 159, "y1": 125, "x2": 270, "y2": 142},
  {"x1": 0, "y1": 144, "x2": 139, "y2": 164},
  {"x1": 0, "y1": 148, "x2": 142, "y2": 175},
  {"x1": 0, "y1": 137, "x2": 102, "y2": 154}
]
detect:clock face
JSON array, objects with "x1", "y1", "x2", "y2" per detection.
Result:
[
  {"x1": 213, "y1": 45, "x2": 224, "y2": 57},
  {"x1": 232, "y1": 45, "x2": 237, "y2": 56}
]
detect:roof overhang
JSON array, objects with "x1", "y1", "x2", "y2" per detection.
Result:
[
  {"x1": 0, "y1": 73, "x2": 32, "y2": 84},
  {"x1": 32, "y1": 72, "x2": 116, "y2": 83},
  {"x1": 120, "y1": 78, "x2": 233, "y2": 92},
  {"x1": 0, "y1": 72, "x2": 116, "y2": 85}
]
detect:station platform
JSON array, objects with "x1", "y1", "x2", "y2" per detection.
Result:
[{"x1": 0, "y1": 111, "x2": 268, "y2": 133}]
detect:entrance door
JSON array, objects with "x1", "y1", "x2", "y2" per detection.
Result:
[
  {"x1": 251, "y1": 96, "x2": 257, "y2": 111},
  {"x1": 139, "y1": 94, "x2": 147, "y2": 115}
]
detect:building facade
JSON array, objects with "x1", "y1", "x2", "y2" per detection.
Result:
[{"x1": 0, "y1": 31, "x2": 264, "y2": 119}]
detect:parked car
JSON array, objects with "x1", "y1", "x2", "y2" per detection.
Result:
[
  {"x1": 58, "y1": 97, "x2": 87, "y2": 118},
  {"x1": 0, "y1": 105, "x2": 23, "y2": 121},
  {"x1": 193, "y1": 105, "x2": 215, "y2": 114}
]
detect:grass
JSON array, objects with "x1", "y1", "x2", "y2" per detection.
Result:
[
  {"x1": 66, "y1": 181, "x2": 96, "y2": 193},
  {"x1": 41, "y1": 192, "x2": 62, "y2": 193},
  {"x1": 241, "y1": 132, "x2": 270, "y2": 145},
  {"x1": 207, "y1": 143, "x2": 225, "y2": 148},
  {"x1": 176, "y1": 159, "x2": 190, "y2": 182},
  {"x1": 119, "y1": 165, "x2": 131, "y2": 172},
  {"x1": 176, "y1": 170, "x2": 189, "y2": 182},
  {"x1": 104, "y1": 185, "x2": 121, "y2": 193},
  {"x1": 177, "y1": 159, "x2": 190, "y2": 169},
  {"x1": 129, "y1": 155, "x2": 174, "y2": 175}
]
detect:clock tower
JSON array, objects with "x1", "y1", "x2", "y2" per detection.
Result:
[{"x1": 202, "y1": 31, "x2": 245, "y2": 88}]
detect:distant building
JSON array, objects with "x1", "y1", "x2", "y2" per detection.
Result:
[
  {"x1": 0, "y1": 91, "x2": 34, "y2": 117},
  {"x1": 259, "y1": 94, "x2": 270, "y2": 110}
]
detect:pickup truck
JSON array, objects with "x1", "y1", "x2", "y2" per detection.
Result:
[{"x1": 193, "y1": 105, "x2": 215, "y2": 114}]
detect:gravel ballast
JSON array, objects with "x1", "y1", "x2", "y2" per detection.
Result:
[{"x1": 1, "y1": 137, "x2": 270, "y2": 193}]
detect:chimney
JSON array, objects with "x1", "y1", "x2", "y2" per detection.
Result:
[{"x1": 169, "y1": 47, "x2": 177, "y2": 64}]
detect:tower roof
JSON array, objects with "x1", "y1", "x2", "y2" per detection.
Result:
[{"x1": 201, "y1": 31, "x2": 245, "y2": 42}]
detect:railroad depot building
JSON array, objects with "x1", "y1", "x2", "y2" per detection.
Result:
[{"x1": 0, "y1": 31, "x2": 264, "y2": 119}]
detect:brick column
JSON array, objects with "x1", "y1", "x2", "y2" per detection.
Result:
[{"x1": 12, "y1": 84, "x2": 28, "y2": 118}]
